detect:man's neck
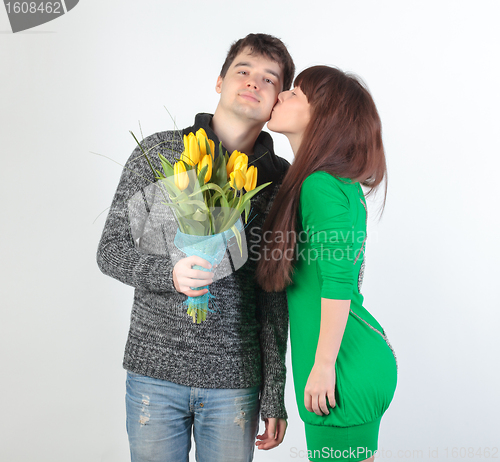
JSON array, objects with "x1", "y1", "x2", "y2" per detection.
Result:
[{"x1": 211, "y1": 110, "x2": 264, "y2": 156}]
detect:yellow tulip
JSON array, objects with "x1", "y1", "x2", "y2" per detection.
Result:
[
  {"x1": 226, "y1": 150, "x2": 243, "y2": 177},
  {"x1": 174, "y1": 161, "x2": 189, "y2": 190},
  {"x1": 230, "y1": 169, "x2": 246, "y2": 190},
  {"x1": 233, "y1": 154, "x2": 248, "y2": 176},
  {"x1": 181, "y1": 133, "x2": 201, "y2": 166},
  {"x1": 244, "y1": 165, "x2": 257, "y2": 191},
  {"x1": 196, "y1": 127, "x2": 208, "y2": 141},
  {"x1": 196, "y1": 128, "x2": 215, "y2": 157},
  {"x1": 197, "y1": 154, "x2": 212, "y2": 183}
]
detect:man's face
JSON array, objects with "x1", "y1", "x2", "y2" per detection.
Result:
[{"x1": 216, "y1": 48, "x2": 283, "y2": 125}]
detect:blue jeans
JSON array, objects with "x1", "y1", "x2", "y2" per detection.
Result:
[{"x1": 125, "y1": 371, "x2": 260, "y2": 462}]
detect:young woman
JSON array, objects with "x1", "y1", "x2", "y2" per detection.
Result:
[{"x1": 257, "y1": 66, "x2": 397, "y2": 462}]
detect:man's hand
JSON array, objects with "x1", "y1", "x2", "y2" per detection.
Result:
[
  {"x1": 255, "y1": 417, "x2": 287, "y2": 450},
  {"x1": 172, "y1": 256, "x2": 214, "y2": 297}
]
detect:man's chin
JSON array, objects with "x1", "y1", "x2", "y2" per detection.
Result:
[{"x1": 232, "y1": 106, "x2": 269, "y2": 125}]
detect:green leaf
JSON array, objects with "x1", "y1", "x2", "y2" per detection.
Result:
[
  {"x1": 211, "y1": 207, "x2": 236, "y2": 232},
  {"x1": 231, "y1": 224, "x2": 243, "y2": 257},
  {"x1": 175, "y1": 204, "x2": 196, "y2": 217},
  {"x1": 176, "y1": 199, "x2": 209, "y2": 210},
  {"x1": 239, "y1": 182, "x2": 272, "y2": 208},
  {"x1": 160, "y1": 201, "x2": 192, "y2": 221},
  {"x1": 205, "y1": 138, "x2": 213, "y2": 158},
  {"x1": 159, "y1": 153, "x2": 173, "y2": 169},
  {"x1": 161, "y1": 181, "x2": 185, "y2": 200},
  {"x1": 183, "y1": 219, "x2": 208, "y2": 236},
  {"x1": 198, "y1": 164, "x2": 208, "y2": 188},
  {"x1": 159, "y1": 155, "x2": 174, "y2": 178},
  {"x1": 212, "y1": 150, "x2": 228, "y2": 187},
  {"x1": 217, "y1": 206, "x2": 242, "y2": 233},
  {"x1": 130, "y1": 131, "x2": 156, "y2": 178},
  {"x1": 244, "y1": 200, "x2": 251, "y2": 223},
  {"x1": 200, "y1": 184, "x2": 225, "y2": 210},
  {"x1": 192, "y1": 208, "x2": 209, "y2": 222},
  {"x1": 192, "y1": 183, "x2": 229, "y2": 208}
]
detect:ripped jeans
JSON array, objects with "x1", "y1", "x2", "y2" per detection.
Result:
[{"x1": 125, "y1": 371, "x2": 260, "y2": 462}]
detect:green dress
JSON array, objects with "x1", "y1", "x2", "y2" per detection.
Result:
[{"x1": 287, "y1": 172, "x2": 397, "y2": 461}]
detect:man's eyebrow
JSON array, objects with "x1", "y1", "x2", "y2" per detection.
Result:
[
  {"x1": 265, "y1": 68, "x2": 282, "y2": 81},
  {"x1": 234, "y1": 62, "x2": 282, "y2": 82}
]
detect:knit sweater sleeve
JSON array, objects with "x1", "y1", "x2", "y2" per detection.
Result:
[
  {"x1": 256, "y1": 286, "x2": 289, "y2": 420},
  {"x1": 96, "y1": 132, "x2": 178, "y2": 293},
  {"x1": 255, "y1": 182, "x2": 289, "y2": 421}
]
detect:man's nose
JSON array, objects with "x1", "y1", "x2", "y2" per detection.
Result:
[{"x1": 246, "y1": 79, "x2": 258, "y2": 90}]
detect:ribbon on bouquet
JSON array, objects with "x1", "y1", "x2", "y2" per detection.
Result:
[{"x1": 174, "y1": 220, "x2": 243, "y2": 323}]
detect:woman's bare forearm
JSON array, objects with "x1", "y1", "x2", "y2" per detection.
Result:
[{"x1": 314, "y1": 299, "x2": 350, "y2": 366}]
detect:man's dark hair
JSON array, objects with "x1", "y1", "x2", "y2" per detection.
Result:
[{"x1": 220, "y1": 33, "x2": 295, "y2": 91}]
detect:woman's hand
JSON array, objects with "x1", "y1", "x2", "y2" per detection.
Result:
[
  {"x1": 304, "y1": 361, "x2": 336, "y2": 416},
  {"x1": 304, "y1": 298, "x2": 350, "y2": 416}
]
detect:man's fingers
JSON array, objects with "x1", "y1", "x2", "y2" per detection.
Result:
[
  {"x1": 275, "y1": 419, "x2": 287, "y2": 444},
  {"x1": 189, "y1": 269, "x2": 214, "y2": 280},
  {"x1": 267, "y1": 418, "x2": 277, "y2": 438},
  {"x1": 256, "y1": 418, "x2": 282, "y2": 450},
  {"x1": 183, "y1": 288, "x2": 209, "y2": 297},
  {"x1": 180, "y1": 275, "x2": 213, "y2": 288},
  {"x1": 187, "y1": 255, "x2": 212, "y2": 270},
  {"x1": 256, "y1": 431, "x2": 267, "y2": 441},
  {"x1": 173, "y1": 257, "x2": 214, "y2": 295}
]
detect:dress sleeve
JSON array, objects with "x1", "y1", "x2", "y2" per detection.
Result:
[
  {"x1": 96, "y1": 133, "x2": 177, "y2": 293},
  {"x1": 299, "y1": 173, "x2": 355, "y2": 300}
]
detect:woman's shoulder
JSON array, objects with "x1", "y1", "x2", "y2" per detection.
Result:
[
  {"x1": 301, "y1": 171, "x2": 356, "y2": 199},
  {"x1": 299, "y1": 172, "x2": 358, "y2": 225}
]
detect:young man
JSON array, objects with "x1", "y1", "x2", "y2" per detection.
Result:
[{"x1": 97, "y1": 33, "x2": 295, "y2": 462}]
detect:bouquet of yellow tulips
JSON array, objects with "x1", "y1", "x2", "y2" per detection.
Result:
[{"x1": 134, "y1": 128, "x2": 271, "y2": 323}]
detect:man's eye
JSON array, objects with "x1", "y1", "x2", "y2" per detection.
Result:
[{"x1": 265, "y1": 78, "x2": 274, "y2": 85}]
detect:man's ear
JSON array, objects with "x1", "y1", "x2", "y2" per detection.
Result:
[{"x1": 215, "y1": 76, "x2": 223, "y2": 94}]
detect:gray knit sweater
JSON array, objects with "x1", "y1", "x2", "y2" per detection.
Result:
[{"x1": 97, "y1": 114, "x2": 289, "y2": 420}]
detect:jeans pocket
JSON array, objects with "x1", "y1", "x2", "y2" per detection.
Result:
[{"x1": 126, "y1": 370, "x2": 146, "y2": 384}]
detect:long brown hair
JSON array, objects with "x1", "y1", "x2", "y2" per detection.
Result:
[{"x1": 256, "y1": 66, "x2": 387, "y2": 292}]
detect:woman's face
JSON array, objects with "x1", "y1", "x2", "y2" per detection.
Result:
[{"x1": 267, "y1": 86, "x2": 311, "y2": 152}]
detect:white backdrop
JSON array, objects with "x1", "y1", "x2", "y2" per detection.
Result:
[{"x1": 1, "y1": 1, "x2": 499, "y2": 461}]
